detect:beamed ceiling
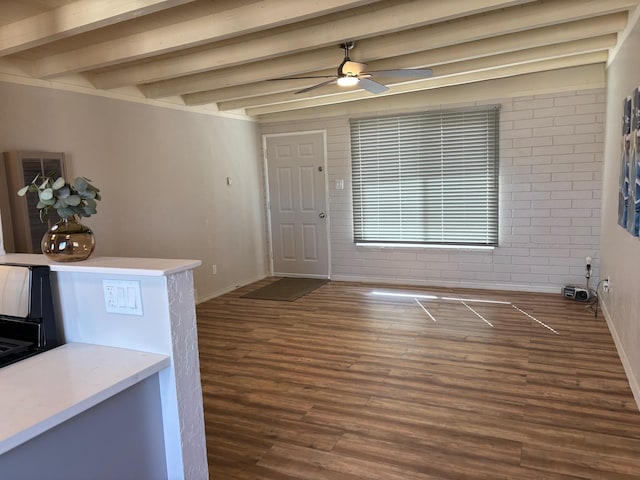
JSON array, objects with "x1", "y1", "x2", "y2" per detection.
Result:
[{"x1": 0, "y1": 0, "x2": 638, "y2": 122}]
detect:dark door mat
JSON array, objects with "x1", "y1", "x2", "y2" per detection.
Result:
[{"x1": 241, "y1": 277, "x2": 328, "y2": 301}]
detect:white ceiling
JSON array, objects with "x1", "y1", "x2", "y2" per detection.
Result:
[{"x1": 0, "y1": 0, "x2": 638, "y2": 121}]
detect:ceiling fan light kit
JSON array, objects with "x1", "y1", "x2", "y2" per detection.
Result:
[
  {"x1": 337, "y1": 76, "x2": 359, "y2": 87},
  {"x1": 269, "y1": 42, "x2": 433, "y2": 95}
]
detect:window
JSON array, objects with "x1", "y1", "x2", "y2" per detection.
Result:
[{"x1": 350, "y1": 107, "x2": 499, "y2": 246}]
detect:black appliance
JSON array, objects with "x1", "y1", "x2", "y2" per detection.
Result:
[{"x1": 0, "y1": 264, "x2": 60, "y2": 368}]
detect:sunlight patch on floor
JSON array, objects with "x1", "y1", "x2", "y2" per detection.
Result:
[
  {"x1": 369, "y1": 289, "x2": 560, "y2": 334},
  {"x1": 371, "y1": 290, "x2": 438, "y2": 300}
]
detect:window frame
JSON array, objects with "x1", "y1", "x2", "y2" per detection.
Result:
[{"x1": 349, "y1": 106, "x2": 500, "y2": 247}]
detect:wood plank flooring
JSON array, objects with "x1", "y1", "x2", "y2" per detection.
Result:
[{"x1": 196, "y1": 279, "x2": 640, "y2": 479}]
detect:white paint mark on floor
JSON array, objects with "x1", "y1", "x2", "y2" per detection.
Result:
[
  {"x1": 415, "y1": 299, "x2": 437, "y2": 322},
  {"x1": 442, "y1": 296, "x2": 511, "y2": 305},
  {"x1": 512, "y1": 304, "x2": 559, "y2": 335},
  {"x1": 368, "y1": 290, "x2": 560, "y2": 334},
  {"x1": 462, "y1": 301, "x2": 494, "y2": 327}
]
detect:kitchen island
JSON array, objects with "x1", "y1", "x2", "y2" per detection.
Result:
[{"x1": 0, "y1": 254, "x2": 207, "y2": 480}]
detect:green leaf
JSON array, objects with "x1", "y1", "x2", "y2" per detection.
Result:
[
  {"x1": 82, "y1": 205, "x2": 97, "y2": 216},
  {"x1": 39, "y1": 188, "x2": 54, "y2": 201},
  {"x1": 19, "y1": 173, "x2": 100, "y2": 221},
  {"x1": 77, "y1": 190, "x2": 91, "y2": 199},
  {"x1": 74, "y1": 177, "x2": 89, "y2": 192},
  {"x1": 52, "y1": 177, "x2": 66, "y2": 190},
  {"x1": 56, "y1": 185, "x2": 71, "y2": 198},
  {"x1": 66, "y1": 194, "x2": 81, "y2": 206},
  {"x1": 57, "y1": 207, "x2": 75, "y2": 219}
]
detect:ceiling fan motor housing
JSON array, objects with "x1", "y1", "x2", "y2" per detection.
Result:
[
  {"x1": 273, "y1": 41, "x2": 431, "y2": 95},
  {"x1": 338, "y1": 42, "x2": 364, "y2": 77}
]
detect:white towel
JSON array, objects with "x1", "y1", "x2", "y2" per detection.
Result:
[{"x1": 0, "y1": 265, "x2": 30, "y2": 318}]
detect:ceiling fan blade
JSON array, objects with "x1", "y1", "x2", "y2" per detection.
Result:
[
  {"x1": 268, "y1": 75, "x2": 337, "y2": 81},
  {"x1": 295, "y1": 78, "x2": 337, "y2": 94},
  {"x1": 359, "y1": 78, "x2": 388, "y2": 94},
  {"x1": 364, "y1": 68, "x2": 433, "y2": 78}
]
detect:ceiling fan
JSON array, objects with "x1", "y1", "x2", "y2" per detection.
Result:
[{"x1": 270, "y1": 42, "x2": 434, "y2": 95}]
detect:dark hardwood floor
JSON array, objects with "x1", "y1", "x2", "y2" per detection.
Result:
[{"x1": 196, "y1": 278, "x2": 640, "y2": 479}]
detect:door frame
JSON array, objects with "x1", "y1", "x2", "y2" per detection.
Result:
[{"x1": 262, "y1": 130, "x2": 331, "y2": 279}]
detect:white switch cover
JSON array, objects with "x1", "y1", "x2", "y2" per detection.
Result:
[
  {"x1": 103, "y1": 280, "x2": 143, "y2": 316},
  {"x1": 335, "y1": 179, "x2": 344, "y2": 190}
]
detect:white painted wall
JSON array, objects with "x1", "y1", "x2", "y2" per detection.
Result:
[
  {"x1": 600, "y1": 15, "x2": 640, "y2": 405},
  {"x1": 0, "y1": 80, "x2": 605, "y2": 297},
  {"x1": 0, "y1": 81, "x2": 268, "y2": 301},
  {"x1": 261, "y1": 89, "x2": 604, "y2": 293}
]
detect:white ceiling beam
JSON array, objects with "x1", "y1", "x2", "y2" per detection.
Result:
[
  {"x1": 245, "y1": 50, "x2": 608, "y2": 116},
  {"x1": 143, "y1": 49, "x2": 350, "y2": 99},
  {"x1": 29, "y1": 0, "x2": 380, "y2": 79},
  {"x1": 143, "y1": 0, "x2": 634, "y2": 99},
  {"x1": 0, "y1": 0, "x2": 196, "y2": 57},
  {"x1": 0, "y1": 58, "x2": 31, "y2": 77},
  {"x1": 221, "y1": 34, "x2": 615, "y2": 110},
  {"x1": 348, "y1": 1, "x2": 631, "y2": 61},
  {"x1": 191, "y1": 15, "x2": 623, "y2": 107},
  {"x1": 184, "y1": 81, "x2": 314, "y2": 106},
  {"x1": 101, "y1": 0, "x2": 632, "y2": 92},
  {"x1": 93, "y1": 0, "x2": 538, "y2": 89},
  {"x1": 255, "y1": 64, "x2": 606, "y2": 123}
]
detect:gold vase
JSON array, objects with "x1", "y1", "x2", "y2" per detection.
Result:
[{"x1": 41, "y1": 216, "x2": 95, "y2": 262}]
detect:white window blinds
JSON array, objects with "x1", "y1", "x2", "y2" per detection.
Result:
[{"x1": 350, "y1": 107, "x2": 499, "y2": 246}]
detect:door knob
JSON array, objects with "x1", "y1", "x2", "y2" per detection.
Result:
[{"x1": 319, "y1": 212, "x2": 326, "y2": 219}]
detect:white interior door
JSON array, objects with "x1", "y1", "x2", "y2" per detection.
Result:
[{"x1": 265, "y1": 132, "x2": 329, "y2": 278}]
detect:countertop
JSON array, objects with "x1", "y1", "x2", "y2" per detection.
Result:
[
  {"x1": 0, "y1": 254, "x2": 201, "y2": 276},
  {"x1": 0, "y1": 342, "x2": 170, "y2": 455}
]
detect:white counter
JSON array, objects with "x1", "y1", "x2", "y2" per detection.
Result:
[
  {"x1": 0, "y1": 253, "x2": 201, "y2": 276},
  {"x1": 0, "y1": 342, "x2": 170, "y2": 455},
  {"x1": 0, "y1": 254, "x2": 208, "y2": 480}
]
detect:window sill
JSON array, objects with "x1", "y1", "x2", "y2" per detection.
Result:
[{"x1": 355, "y1": 243, "x2": 495, "y2": 251}]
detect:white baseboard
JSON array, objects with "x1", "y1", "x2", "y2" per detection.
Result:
[
  {"x1": 196, "y1": 273, "x2": 268, "y2": 304},
  {"x1": 328, "y1": 274, "x2": 560, "y2": 294},
  {"x1": 599, "y1": 299, "x2": 640, "y2": 412}
]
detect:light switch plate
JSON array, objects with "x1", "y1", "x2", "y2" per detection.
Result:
[{"x1": 103, "y1": 280, "x2": 143, "y2": 316}]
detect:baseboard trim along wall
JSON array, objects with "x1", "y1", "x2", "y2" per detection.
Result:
[
  {"x1": 196, "y1": 273, "x2": 268, "y2": 304},
  {"x1": 329, "y1": 274, "x2": 561, "y2": 294},
  {"x1": 600, "y1": 299, "x2": 640, "y2": 412}
]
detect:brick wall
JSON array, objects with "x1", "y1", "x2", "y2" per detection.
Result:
[{"x1": 260, "y1": 89, "x2": 604, "y2": 293}]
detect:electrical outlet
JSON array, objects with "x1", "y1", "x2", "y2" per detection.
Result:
[
  {"x1": 212, "y1": 264, "x2": 217, "y2": 275},
  {"x1": 602, "y1": 276, "x2": 610, "y2": 293},
  {"x1": 105, "y1": 285, "x2": 116, "y2": 308}
]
